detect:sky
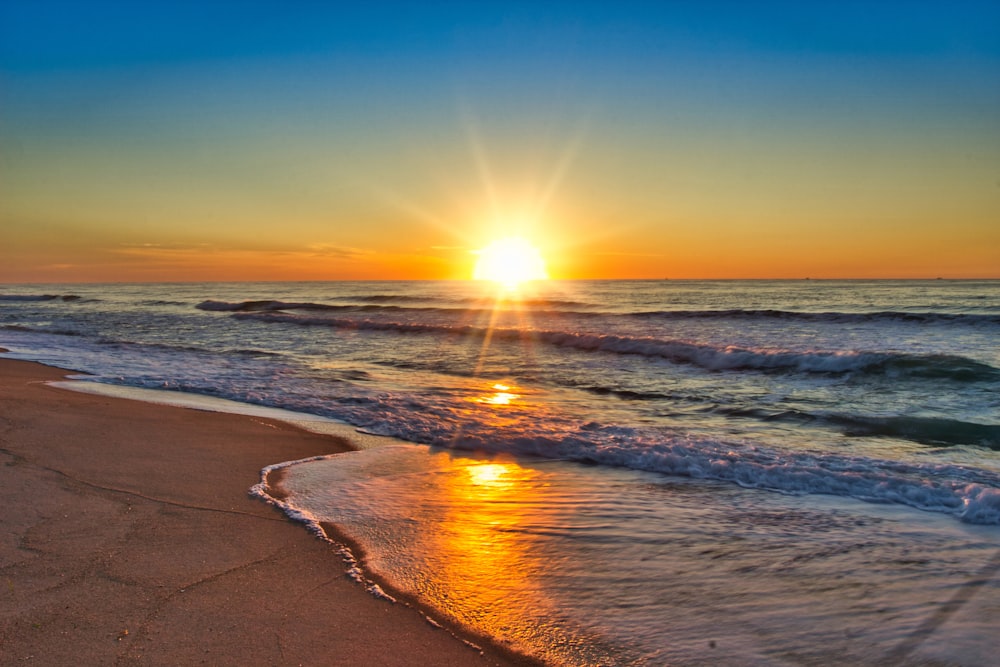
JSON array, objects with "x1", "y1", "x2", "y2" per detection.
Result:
[{"x1": 1, "y1": 1, "x2": 998, "y2": 281}]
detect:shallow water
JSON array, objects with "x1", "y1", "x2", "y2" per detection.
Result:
[{"x1": 274, "y1": 444, "x2": 1000, "y2": 666}]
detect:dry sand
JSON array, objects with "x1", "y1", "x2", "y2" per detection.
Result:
[{"x1": 0, "y1": 358, "x2": 535, "y2": 666}]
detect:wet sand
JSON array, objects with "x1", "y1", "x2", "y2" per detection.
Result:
[{"x1": 0, "y1": 358, "x2": 533, "y2": 666}]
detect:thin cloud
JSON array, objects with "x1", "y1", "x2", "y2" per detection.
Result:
[{"x1": 305, "y1": 244, "x2": 373, "y2": 259}]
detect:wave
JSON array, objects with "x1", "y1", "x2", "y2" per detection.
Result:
[
  {"x1": 198, "y1": 299, "x2": 337, "y2": 312},
  {"x1": 140, "y1": 299, "x2": 189, "y2": 306},
  {"x1": 540, "y1": 336, "x2": 1000, "y2": 382},
  {"x1": 334, "y1": 294, "x2": 595, "y2": 308},
  {"x1": 478, "y1": 430, "x2": 1000, "y2": 525},
  {"x1": 2, "y1": 324, "x2": 83, "y2": 336},
  {"x1": 833, "y1": 414, "x2": 1000, "y2": 449},
  {"x1": 501, "y1": 298, "x2": 595, "y2": 309},
  {"x1": 578, "y1": 385, "x2": 681, "y2": 401},
  {"x1": 197, "y1": 299, "x2": 442, "y2": 314},
  {"x1": 233, "y1": 311, "x2": 1000, "y2": 382},
  {"x1": 198, "y1": 297, "x2": 596, "y2": 314},
  {"x1": 333, "y1": 294, "x2": 429, "y2": 304},
  {"x1": 200, "y1": 300, "x2": 1000, "y2": 331},
  {"x1": 2, "y1": 324, "x2": 285, "y2": 360},
  {"x1": 198, "y1": 298, "x2": 574, "y2": 320},
  {"x1": 226, "y1": 348, "x2": 284, "y2": 358},
  {"x1": 332, "y1": 400, "x2": 1000, "y2": 526},
  {"x1": 0, "y1": 294, "x2": 85, "y2": 302},
  {"x1": 629, "y1": 309, "x2": 1000, "y2": 326},
  {"x1": 717, "y1": 406, "x2": 1000, "y2": 449}
]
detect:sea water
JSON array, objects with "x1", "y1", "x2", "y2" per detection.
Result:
[{"x1": 2, "y1": 280, "x2": 999, "y2": 664}]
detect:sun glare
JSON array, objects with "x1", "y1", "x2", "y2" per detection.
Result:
[{"x1": 473, "y1": 237, "x2": 549, "y2": 289}]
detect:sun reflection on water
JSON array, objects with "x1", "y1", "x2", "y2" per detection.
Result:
[
  {"x1": 421, "y1": 456, "x2": 572, "y2": 651},
  {"x1": 466, "y1": 461, "x2": 515, "y2": 487},
  {"x1": 476, "y1": 382, "x2": 520, "y2": 406}
]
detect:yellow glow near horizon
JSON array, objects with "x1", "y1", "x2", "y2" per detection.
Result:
[{"x1": 472, "y1": 237, "x2": 549, "y2": 289}]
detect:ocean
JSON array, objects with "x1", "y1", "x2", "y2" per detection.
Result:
[{"x1": 2, "y1": 280, "x2": 999, "y2": 665}]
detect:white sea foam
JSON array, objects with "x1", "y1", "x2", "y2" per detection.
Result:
[{"x1": 961, "y1": 486, "x2": 1000, "y2": 525}]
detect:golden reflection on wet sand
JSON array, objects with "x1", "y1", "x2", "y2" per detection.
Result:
[
  {"x1": 410, "y1": 380, "x2": 576, "y2": 645},
  {"x1": 424, "y1": 455, "x2": 560, "y2": 644}
]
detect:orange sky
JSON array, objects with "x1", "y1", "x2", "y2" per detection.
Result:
[{"x1": 2, "y1": 2, "x2": 998, "y2": 282}]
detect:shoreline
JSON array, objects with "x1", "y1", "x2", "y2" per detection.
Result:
[{"x1": 0, "y1": 357, "x2": 536, "y2": 666}]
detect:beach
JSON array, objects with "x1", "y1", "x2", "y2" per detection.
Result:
[
  {"x1": 3, "y1": 1, "x2": 997, "y2": 662},
  {"x1": 2, "y1": 280, "x2": 998, "y2": 664},
  {"x1": 0, "y1": 358, "x2": 534, "y2": 666}
]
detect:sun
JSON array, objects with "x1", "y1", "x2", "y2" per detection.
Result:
[{"x1": 473, "y1": 237, "x2": 549, "y2": 289}]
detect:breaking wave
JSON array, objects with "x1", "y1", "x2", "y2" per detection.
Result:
[
  {"x1": 715, "y1": 406, "x2": 1000, "y2": 449},
  {"x1": 630, "y1": 309, "x2": 1000, "y2": 326},
  {"x1": 196, "y1": 299, "x2": 999, "y2": 330},
  {"x1": 233, "y1": 311, "x2": 1000, "y2": 382},
  {"x1": 0, "y1": 294, "x2": 85, "y2": 302},
  {"x1": 344, "y1": 403, "x2": 1000, "y2": 525}
]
